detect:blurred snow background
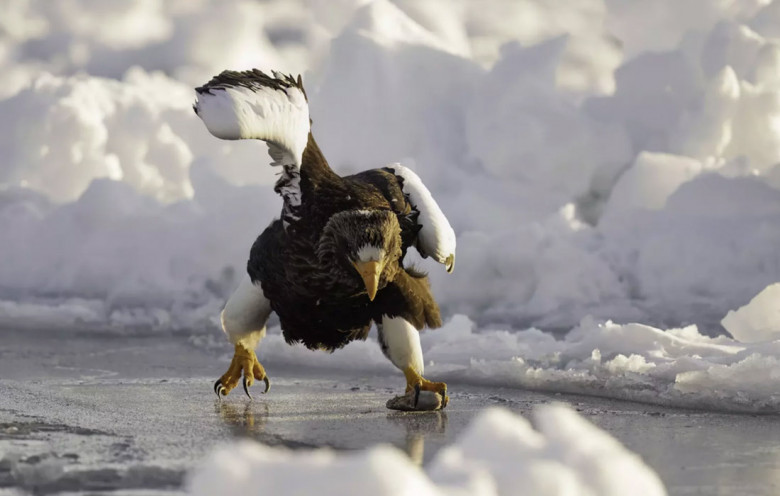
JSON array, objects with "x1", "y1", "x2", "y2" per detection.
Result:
[{"x1": 3, "y1": 0, "x2": 780, "y2": 411}]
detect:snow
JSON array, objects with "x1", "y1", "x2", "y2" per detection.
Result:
[
  {"x1": 602, "y1": 152, "x2": 704, "y2": 215},
  {"x1": 722, "y1": 283, "x2": 780, "y2": 342},
  {"x1": 3, "y1": 0, "x2": 780, "y2": 412},
  {"x1": 187, "y1": 405, "x2": 666, "y2": 496},
  {"x1": 422, "y1": 313, "x2": 780, "y2": 412}
]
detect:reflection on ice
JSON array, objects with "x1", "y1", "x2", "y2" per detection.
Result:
[
  {"x1": 386, "y1": 411, "x2": 448, "y2": 466},
  {"x1": 215, "y1": 401, "x2": 269, "y2": 438}
]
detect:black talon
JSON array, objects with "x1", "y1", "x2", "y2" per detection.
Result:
[
  {"x1": 413, "y1": 383, "x2": 421, "y2": 408},
  {"x1": 262, "y1": 376, "x2": 271, "y2": 394},
  {"x1": 243, "y1": 377, "x2": 252, "y2": 399},
  {"x1": 213, "y1": 379, "x2": 222, "y2": 398}
]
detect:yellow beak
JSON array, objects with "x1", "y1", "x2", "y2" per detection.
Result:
[{"x1": 352, "y1": 260, "x2": 382, "y2": 301}]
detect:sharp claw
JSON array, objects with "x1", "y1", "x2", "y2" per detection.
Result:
[
  {"x1": 262, "y1": 376, "x2": 271, "y2": 394},
  {"x1": 213, "y1": 379, "x2": 222, "y2": 397},
  {"x1": 243, "y1": 377, "x2": 252, "y2": 399},
  {"x1": 413, "y1": 383, "x2": 421, "y2": 408},
  {"x1": 445, "y1": 254, "x2": 455, "y2": 273}
]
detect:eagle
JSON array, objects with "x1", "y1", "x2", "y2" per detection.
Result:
[{"x1": 193, "y1": 69, "x2": 456, "y2": 410}]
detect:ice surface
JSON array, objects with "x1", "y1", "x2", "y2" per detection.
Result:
[
  {"x1": 187, "y1": 405, "x2": 666, "y2": 496},
  {"x1": 4, "y1": 0, "x2": 780, "y2": 414}
]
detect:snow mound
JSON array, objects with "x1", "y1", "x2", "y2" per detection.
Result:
[
  {"x1": 187, "y1": 405, "x2": 666, "y2": 496},
  {"x1": 0, "y1": 0, "x2": 318, "y2": 88},
  {"x1": 189, "y1": 442, "x2": 437, "y2": 496},
  {"x1": 0, "y1": 69, "x2": 194, "y2": 203},
  {"x1": 722, "y1": 283, "x2": 780, "y2": 342},
  {"x1": 603, "y1": 152, "x2": 704, "y2": 215},
  {"x1": 419, "y1": 295, "x2": 780, "y2": 412}
]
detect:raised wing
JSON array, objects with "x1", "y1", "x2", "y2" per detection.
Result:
[
  {"x1": 193, "y1": 69, "x2": 310, "y2": 169},
  {"x1": 194, "y1": 69, "x2": 311, "y2": 226},
  {"x1": 386, "y1": 164, "x2": 456, "y2": 272}
]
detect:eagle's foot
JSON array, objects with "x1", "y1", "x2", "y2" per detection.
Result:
[
  {"x1": 400, "y1": 368, "x2": 449, "y2": 410},
  {"x1": 214, "y1": 343, "x2": 270, "y2": 399},
  {"x1": 386, "y1": 387, "x2": 443, "y2": 411}
]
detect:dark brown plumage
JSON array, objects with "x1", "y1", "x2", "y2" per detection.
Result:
[
  {"x1": 247, "y1": 135, "x2": 442, "y2": 351},
  {"x1": 195, "y1": 68, "x2": 306, "y2": 100}
]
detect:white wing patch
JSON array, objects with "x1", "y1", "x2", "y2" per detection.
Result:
[
  {"x1": 389, "y1": 163, "x2": 456, "y2": 272},
  {"x1": 194, "y1": 82, "x2": 310, "y2": 168}
]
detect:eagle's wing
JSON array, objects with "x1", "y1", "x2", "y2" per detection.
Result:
[
  {"x1": 386, "y1": 164, "x2": 456, "y2": 273},
  {"x1": 193, "y1": 69, "x2": 310, "y2": 170}
]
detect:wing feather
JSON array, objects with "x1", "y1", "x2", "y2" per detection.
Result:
[
  {"x1": 387, "y1": 164, "x2": 456, "y2": 272},
  {"x1": 193, "y1": 69, "x2": 310, "y2": 169}
]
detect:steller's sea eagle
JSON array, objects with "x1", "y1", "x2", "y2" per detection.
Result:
[{"x1": 193, "y1": 69, "x2": 456, "y2": 410}]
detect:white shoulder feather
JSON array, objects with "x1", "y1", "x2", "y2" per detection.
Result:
[{"x1": 389, "y1": 164, "x2": 456, "y2": 272}]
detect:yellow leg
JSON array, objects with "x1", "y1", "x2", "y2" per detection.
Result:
[{"x1": 214, "y1": 343, "x2": 270, "y2": 399}]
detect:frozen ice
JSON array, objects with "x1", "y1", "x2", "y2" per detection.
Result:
[{"x1": 187, "y1": 405, "x2": 666, "y2": 496}]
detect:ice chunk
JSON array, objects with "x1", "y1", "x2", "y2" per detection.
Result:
[
  {"x1": 603, "y1": 152, "x2": 703, "y2": 216},
  {"x1": 722, "y1": 283, "x2": 780, "y2": 342}
]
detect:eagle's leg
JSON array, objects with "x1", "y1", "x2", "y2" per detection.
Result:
[
  {"x1": 378, "y1": 315, "x2": 449, "y2": 409},
  {"x1": 215, "y1": 275, "x2": 273, "y2": 399}
]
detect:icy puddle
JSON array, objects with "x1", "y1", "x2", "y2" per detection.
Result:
[{"x1": 1, "y1": 330, "x2": 779, "y2": 495}]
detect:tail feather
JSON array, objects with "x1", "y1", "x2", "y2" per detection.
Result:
[{"x1": 194, "y1": 69, "x2": 310, "y2": 169}]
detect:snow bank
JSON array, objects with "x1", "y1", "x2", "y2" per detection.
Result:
[
  {"x1": 4, "y1": 0, "x2": 780, "y2": 411},
  {"x1": 423, "y1": 312, "x2": 780, "y2": 413},
  {"x1": 0, "y1": 0, "x2": 320, "y2": 88},
  {"x1": 187, "y1": 405, "x2": 666, "y2": 496},
  {"x1": 0, "y1": 67, "x2": 282, "y2": 203},
  {"x1": 4, "y1": 0, "x2": 780, "y2": 331},
  {"x1": 0, "y1": 69, "x2": 193, "y2": 203}
]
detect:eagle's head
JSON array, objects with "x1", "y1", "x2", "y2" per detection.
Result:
[{"x1": 318, "y1": 209, "x2": 403, "y2": 300}]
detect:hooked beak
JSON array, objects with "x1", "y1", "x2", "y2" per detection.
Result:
[{"x1": 352, "y1": 260, "x2": 382, "y2": 301}]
